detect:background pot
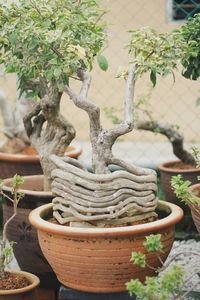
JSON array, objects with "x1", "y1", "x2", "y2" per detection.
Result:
[
  {"x1": 189, "y1": 183, "x2": 200, "y2": 233},
  {"x1": 29, "y1": 201, "x2": 183, "y2": 293},
  {"x1": 0, "y1": 270, "x2": 40, "y2": 300},
  {"x1": 158, "y1": 160, "x2": 200, "y2": 232},
  {"x1": 0, "y1": 143, "x2": 82, "y2": 179},
  {"x1": 2, "y1": 175, "x2": 59, "y2": 290}
]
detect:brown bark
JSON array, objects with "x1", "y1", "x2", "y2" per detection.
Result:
[{"x1": 137, "y1": 120, "x2": 196, "y2": 165}]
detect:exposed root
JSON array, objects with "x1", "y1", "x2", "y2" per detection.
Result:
[{"x1": 50, "y1": 155, "x2": 158, "y2": 227}]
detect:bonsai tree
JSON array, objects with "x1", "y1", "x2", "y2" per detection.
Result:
[
  {"x1": 50, "y1": 65, "x2": 158, "y2": 227},
  {"x1": 48, "y1": 15, "x2": 200, "y2": 227},
  {"x1": 1, "y1": 1, "x2": 199, "y2": 226},
  {"x1": 0, "y1": 0, "x2": 106, "y2": 190}
]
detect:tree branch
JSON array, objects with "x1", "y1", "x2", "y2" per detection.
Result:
[
  {"x1": 137, "y1": 120, "x2": 196, "y2": 165},
  {"x1": 108, "y1": 64, "x2": 136, "y2": 141},
  {"x1": 65, "y1": 71, "x2": 101, "y2": 131}
]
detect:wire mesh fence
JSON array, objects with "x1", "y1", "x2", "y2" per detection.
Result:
[{"x1": 0, "y1": 0, "x2": 200, "y2": 169}]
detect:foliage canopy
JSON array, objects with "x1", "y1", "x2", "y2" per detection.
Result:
[{"x1": 0, "y1": 0, "x2": 106, "y2": 95}]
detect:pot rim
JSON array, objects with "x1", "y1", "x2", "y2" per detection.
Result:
[
  {"x1": 29, "y1": 201, "x2": 183, "y2": 238},
  {"x1": 0, "y1": 142, "x2": 82, "y2": 162},
  {"x1": 189, "y1": 183, "x2": 200, "y2": 191},
  {"x1": 0, "y1": 270, "x2": 40, "y2": 295},
  {"x1": 3, "y1": 175, "x2": 52, "y2": 197},
  {"x1": 158, "y1": 160, "x2": 199, "y2": 174}
]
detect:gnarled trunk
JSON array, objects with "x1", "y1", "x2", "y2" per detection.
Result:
[
  {"x1": 23, "y1": 80, "x2": 75, "y2": 191},
  {"x1": 51, "y1": 65, "x2": 158, "y2": 227}
]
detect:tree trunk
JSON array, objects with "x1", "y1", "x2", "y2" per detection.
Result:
[{"x1": 24, "y1": 81, "x2": 76, "y2": 191}]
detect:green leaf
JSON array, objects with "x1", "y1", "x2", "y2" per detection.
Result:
[
  {"x1": 54, "y1": 68, "x2": 62, "y2": 78},
  {"x1": 150, "y1": 71, "x2": 156, "y2": 87},
  {"x1": 49, "y1": 58, "x2": 58, "y2": 65},
  {"x1": 130, "y1": 252, "x2": 146, "y2": 268},
  {"x1": 5, "y1": 65, "x2": 16, "y2": 73},
  {"x1": 143, "y1": 234, "x2": 163, "y2": 253},
  {"x1": 97, "y1": 54, "x2": 108, "y2": 71}
]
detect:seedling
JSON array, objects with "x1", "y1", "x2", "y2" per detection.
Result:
[{"x1": 0, "y1": 175, "x2": 24, "y2": 278}]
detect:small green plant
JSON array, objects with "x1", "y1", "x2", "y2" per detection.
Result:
[
  {"x1": 171, "y1": 147, "x2": 200, "y2": 208},
  {"x1": 126, "y1": 234, "x2": 200, "y2": 300},
  {"x1": 0, "y1": 174, "x2": 24, "y2": 279}
]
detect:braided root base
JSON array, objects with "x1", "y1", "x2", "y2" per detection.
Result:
[{"x1": 50, "y1": 155, "x2": 158, "y2": 227}]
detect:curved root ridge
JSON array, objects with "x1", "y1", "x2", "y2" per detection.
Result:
[{"x1": 50, "y1": 155, "x2": 158, "y2": 226}]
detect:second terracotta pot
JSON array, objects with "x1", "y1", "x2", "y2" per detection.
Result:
[
  {"x1": 189, "y1": 183, "x2": 200, "y2": 233},
  {"x1": 0, "y1": 270, "x2": 40, "y2": 300},
  {"x1": 0, "y1": 143, "x2": 82, "y2": 179},
  {"x1": 158, "y1": 160, "x2": 200, "y2": 232},
  {"x1": 29, "y1": 201, "x2": 183, "y2": 293}
]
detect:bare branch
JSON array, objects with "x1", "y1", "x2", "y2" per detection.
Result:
[
  {"x1": 108, "y1": 64, "x2": 136, "y2": 140},
  {"x1": 137, "y1": 120, "x2": 196, "y2": 165},
  {"x1": 77, "y1": 69, "x2": 91, "y2": 99},
  {"x1": 65, "y1": 71, "x2": 101, "y2": 131}
]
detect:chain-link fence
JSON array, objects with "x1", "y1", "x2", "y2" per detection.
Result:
[{"x1": 0, "y1": 0, "x2": 200, "y2": 168}]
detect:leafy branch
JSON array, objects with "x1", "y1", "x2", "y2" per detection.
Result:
[{"x1": 126, "y1": 234, "x2": 200, "y2": 300}]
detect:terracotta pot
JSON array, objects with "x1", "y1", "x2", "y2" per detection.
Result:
[
  {"x1": 189, "y1": 183, "x2": 200, "y2": 233},
  {"x1": 0, "y1": 270, "x2": 40, "y2": 300},
  {"x1": 2, "y1": 175, "x2": 59, "y2": 289},
  {"x1": 29, "y1": 201, "x2": 183, "y2": 293},
  {"x1": 158, "y1": 160, "x2": 200, "y2": 232},
  {"x1": 0, "y1": 143, "x2": 82, "y2": 179}
]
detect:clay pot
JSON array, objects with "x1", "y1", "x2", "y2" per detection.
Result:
[
  {"x1": 0, "y1": 143, "x2": 82, "y2": 179},
  {"x1": 2, "y1": 175, "x2": 59, "y2": 289},
  {"x1": 189, "y1": 184, "x2": 200, "y2": 233},
  {"x1": 158, "y1": 160, "x2": 200, "y2": 232},
  {"x1": 29, "y1": 201, "x2": 183, "y2": 293},
  {"x1": 0, "y1": 270, "x2": 40, "y2": 300}
]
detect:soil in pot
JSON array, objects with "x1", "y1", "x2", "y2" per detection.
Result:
[
  {"x1": 0, "y1": 272, "x2": 30, "y2": 290},
  {"x1": 2, "y1": 175, "x2": 59, "y2": 290},
  {"x1": 0, "y1": 270, "x2": 40, "y2": 300},
  {"x1": 158, "y1": 160, "x2": 200, "y2": 233}
]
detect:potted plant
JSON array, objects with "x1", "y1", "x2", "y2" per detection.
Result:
[
  {"x1": 27, "y1": 18, "x2": 184, "y2": 293},
  {"x1": 171, "y1": 147, "x2": 200, "y2": 233},
  {"x1": 0, "y1": 0, "x2": 101, "y2": 290},
  {"x1": 0, "y1": 174, "x2": 40, "y2": 300}
]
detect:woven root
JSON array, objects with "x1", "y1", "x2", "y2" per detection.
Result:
[{"x1": 50, "y1": 155, "x2": 158, "y2": 227}]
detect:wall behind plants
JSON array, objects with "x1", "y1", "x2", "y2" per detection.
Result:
[{"x1": 0, "y1": 0, "x2": 199, "y2": 144}]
